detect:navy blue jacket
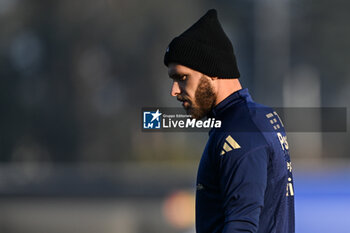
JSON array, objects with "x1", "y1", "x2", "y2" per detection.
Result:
[{"x1": 196, "y1": 88, "x2": 295, "y2": 233}]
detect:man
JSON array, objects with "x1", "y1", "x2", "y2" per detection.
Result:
[{"x1": 164, "y1": 9, "x2": 295, "y2": 233}]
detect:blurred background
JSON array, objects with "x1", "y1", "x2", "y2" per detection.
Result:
[{"x1": 0, "y1": 0, "x2": 349, "y2": 232}]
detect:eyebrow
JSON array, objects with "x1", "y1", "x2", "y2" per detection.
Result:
[{"x1": 168, "y1": 71, "x2": 188, "y2": 79}]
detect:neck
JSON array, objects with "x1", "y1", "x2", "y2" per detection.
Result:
[{"x1": 214, "y1": 79, "x2": 242, "y2": 106}]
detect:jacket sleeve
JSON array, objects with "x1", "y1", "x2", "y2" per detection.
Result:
[{"x1": 219, "y1": 145, "x2": 268, "y2": 233}]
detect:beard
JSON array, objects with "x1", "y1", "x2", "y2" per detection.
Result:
[{"x1": 178, "y1": 76, "x2": 217, "y2": 119}]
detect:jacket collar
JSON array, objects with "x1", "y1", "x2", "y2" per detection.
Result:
[{"x1": 208, "y1": 88, "x2": 253, "y2": 118}]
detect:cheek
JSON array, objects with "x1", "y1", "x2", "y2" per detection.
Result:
[
  {"x1": 186, "y1": 79, "x2": 201, "y2": 98},
  {"x1": 179, "y1": 83, "x2": 194, "y2": 98}
]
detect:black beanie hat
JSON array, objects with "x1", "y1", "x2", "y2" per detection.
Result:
[{"x1": 164, "y1": 9, "x2": 240, "y2": 79}]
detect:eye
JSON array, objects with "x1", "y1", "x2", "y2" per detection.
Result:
[{"x1": 180, "y1": 75, "x2": 187, "y2": 81}]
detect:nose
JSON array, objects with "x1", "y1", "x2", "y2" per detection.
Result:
[{"x1": 171, "y1": 81, "x2": 181, "y2": 97}]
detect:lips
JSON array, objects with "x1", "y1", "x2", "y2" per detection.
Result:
[
  {"x1": 177, "y1": 96, "x2": 190, "y2": 109},
  {"x1": 182, "y1": 101, "x2": 190, "y2": 109}
]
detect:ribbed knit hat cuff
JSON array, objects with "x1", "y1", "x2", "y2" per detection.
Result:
[{"x1": 164, "y1": 36, "x2": 240, "y2": 79}]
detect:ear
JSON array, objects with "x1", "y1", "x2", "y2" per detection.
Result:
[
  {"x1": 207, "y1": 76, "x2": 219, "y2": 92},
  {"x1": 209, "y1": 77, "x2": 219, "y2": 86}
]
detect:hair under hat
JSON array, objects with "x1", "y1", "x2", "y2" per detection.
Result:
[{"x1": 164, "y1": 9, "x2": 240, "y2": 79}]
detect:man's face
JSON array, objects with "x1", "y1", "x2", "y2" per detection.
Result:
[{"x1": 168, "y1": 63, "x2": 217, "y2": 119}]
